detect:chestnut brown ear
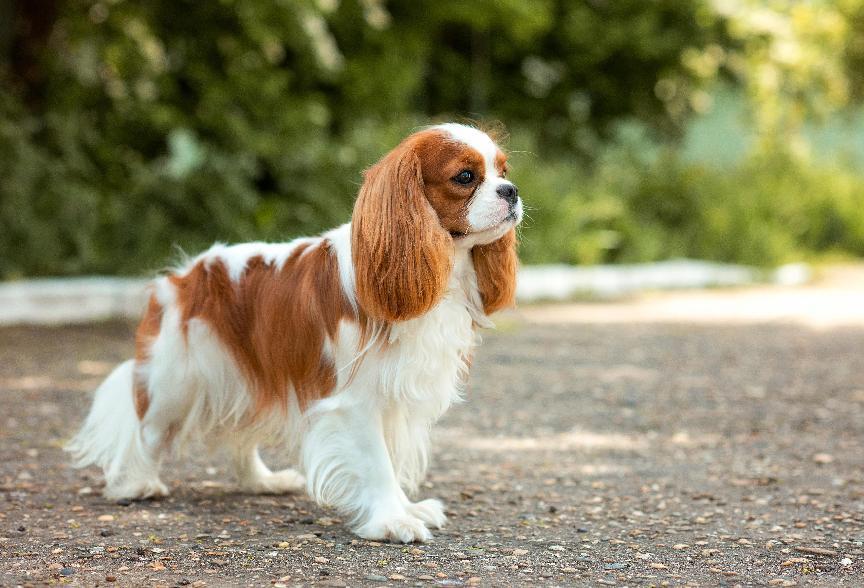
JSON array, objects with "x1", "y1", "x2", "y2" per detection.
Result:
[
  {"x1": 472, "y1": 228, "x2": 518, "y2": 315},
  {"x1": 351, "y1": 144, "x2": 452, "y2": 322}
]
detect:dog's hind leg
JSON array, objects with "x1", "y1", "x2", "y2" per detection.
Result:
[
  {"x1": 66, "y1": 360, "x2": 170, "y2": 500},
  {"x1": 232, "y1": 445, "x2": 305, "y2": 494}
]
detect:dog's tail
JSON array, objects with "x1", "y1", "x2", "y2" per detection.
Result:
[{"x1": 65, "y1": 360, "x2": 153, "y2": 497}]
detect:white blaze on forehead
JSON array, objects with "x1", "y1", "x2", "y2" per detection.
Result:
[{"x1": 432, "y1": 123, "x2": 498, "y2": 170}]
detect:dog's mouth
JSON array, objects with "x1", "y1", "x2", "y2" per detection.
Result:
[{"x1": 450, "y1": 216, "x2": 519, "y2": 240}]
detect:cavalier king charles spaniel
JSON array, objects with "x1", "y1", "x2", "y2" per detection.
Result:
[{"x1": 67, "y1": 123, "x2": 522, "y2": 543}]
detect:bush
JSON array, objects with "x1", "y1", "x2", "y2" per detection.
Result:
[
  {"x1": 0, "y1": 0, "x2": 718, "y2": 278},
  {"x1": 511, "y1": 125, "x2": 864, "y2": 267},
  {"x1": 2, "y1": 0, "x2": 864, "y2": 278}
]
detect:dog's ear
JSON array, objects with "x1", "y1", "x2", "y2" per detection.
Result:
[
  {"x1": 351, "y1": 144, "x2": 452, "y2": 322},
  {"x1": 472, "y1": 228, "x2": 518, "y2": 315}
]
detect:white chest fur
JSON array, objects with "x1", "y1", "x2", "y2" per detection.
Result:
[
  {"x1": 314, "y1": 248, "x2": 482, "y2": 502},
  {"x1": 381, "y1": 248, "x2": 479, "y2": 412}
]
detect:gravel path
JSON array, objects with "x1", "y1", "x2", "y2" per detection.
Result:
[{"x1": 1, "y1": 295, "x2": 863, "y2": 586}]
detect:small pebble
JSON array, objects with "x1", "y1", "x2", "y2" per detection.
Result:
[
  {"x1": 59, "y1": 568, "x2": 76, "y2": 576},
  {"x1": 365, "y1": 575, "x2": 387, "y2": 582}
]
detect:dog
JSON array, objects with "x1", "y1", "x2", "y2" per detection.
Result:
[{"x1": 67, "y1": 123, "x2": 522, "y2": 543}]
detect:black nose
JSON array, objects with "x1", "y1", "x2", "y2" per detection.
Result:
[{"x1": 496, "y1": 183, "x2": 519, "y2": 205}]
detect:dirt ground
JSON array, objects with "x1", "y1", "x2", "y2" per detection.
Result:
[{"x1": 1, "y1": 284, "x2": 863, "y2": 587}]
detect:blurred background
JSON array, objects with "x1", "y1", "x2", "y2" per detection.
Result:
[{"x1": 2, "y1": 0, "x2": 864, "y2": 279}]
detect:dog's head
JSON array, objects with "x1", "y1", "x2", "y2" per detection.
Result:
[{"x1": 351, "y1": 124, "x2": 522, "y2": 322}]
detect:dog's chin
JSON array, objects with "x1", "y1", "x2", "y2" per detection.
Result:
[{"x1": 451, "y1": 218, "x2": 518, "y2": 248}]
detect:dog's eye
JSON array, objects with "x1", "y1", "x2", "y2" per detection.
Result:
[{"x1": 453, "y1": 170, "x2": 474, "y2": 185}]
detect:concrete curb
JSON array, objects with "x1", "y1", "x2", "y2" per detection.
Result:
[
  {"x1": 0, "y1": 277, "x2": 150, "y2": 326},
  {"x1": 0, "y1": 260, "x2": 809, "y2": 326},
  {"x1": 516, "y1": 260, "x2": 810, "y2": 301}
]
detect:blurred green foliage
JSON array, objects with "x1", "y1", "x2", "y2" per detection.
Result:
[
  {"x1": 1, "y1": 0, "x2": 863, "y2": 277},
  {"x1": 513, "y1": 125, "x2": 864, "y2": 266}
]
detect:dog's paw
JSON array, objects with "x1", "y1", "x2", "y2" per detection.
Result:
[
  {"x1": 355, "y1": 514, "x2": 432, "y2": 543},
  {"x1": 406, "y1": 498, "x2": 447, "y2": 529},
  {"x1": 241, "y1": 468, "x2": 306, "y2": 494},
  {"x1": 105, "y1": 478, "x2": 169, "y2": 501}
]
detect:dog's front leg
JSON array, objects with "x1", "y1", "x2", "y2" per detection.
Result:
[{"x1": 301, "y1": 398, "x2": 432, "y2": 543}]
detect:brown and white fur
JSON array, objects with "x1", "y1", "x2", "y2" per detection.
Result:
[{"x1": 66, "y1": 123, "x2": 522, "y2": 543}]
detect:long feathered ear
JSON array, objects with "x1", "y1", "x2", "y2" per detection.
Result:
[
  {"x1": 351, "y1": 144, "x2": 452, "y2": 322},
  {"x1": 472, "y1": 228, "x2": 518, "y2": 315}
]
